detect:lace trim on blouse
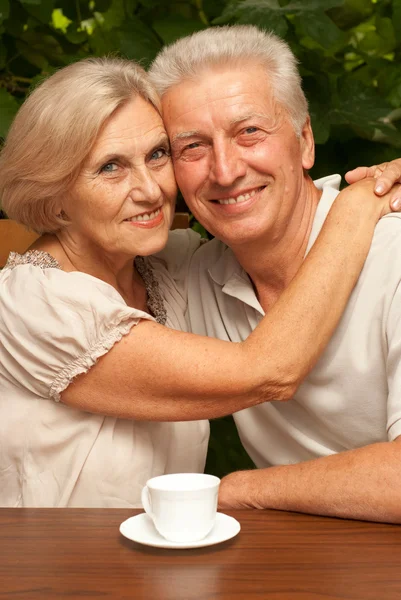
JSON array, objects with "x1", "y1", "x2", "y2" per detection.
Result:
[
  {"x1": 4, "y1": 250, "x2": 167, "y2": 325},
  {"x1": 49, "y1": 316, "x2": 139, "y2": 402}
]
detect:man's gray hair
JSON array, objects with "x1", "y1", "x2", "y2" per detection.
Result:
[{"x1": 148, "y1": 25, "x2": 309, "y2": 136}]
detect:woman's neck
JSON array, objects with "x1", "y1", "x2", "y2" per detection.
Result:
[{"x1": 32, "y1": 233, "x2": 147, "y2": 309}]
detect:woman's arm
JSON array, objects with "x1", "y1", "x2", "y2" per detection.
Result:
[{"x1": 62, "y1": 179, "x2": 398, "y2": 421}]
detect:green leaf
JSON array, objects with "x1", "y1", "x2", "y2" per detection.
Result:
[
  {"x1": 281, "y1": 0, "x2": 344, "y2": 9},
  {"x1": 215, "y1": 0, "x2": 344, "y2": 23},
  {"x1": 90, "y1": 16, "x2": 161, "y2": 65},
  {"x1": 153, "y1": 15, "x2": 204, "y2": 45},
  {"x1": 22, "y1": 0, "x2": 54, "y2": 24},
  {"x1": 15, "y1": 31, "x2": 64, "y2": 69},
  {"x1": 298, "y1": 12, "x2": 347, "y2": 50},
  {"x1": 213, "y1": 2, "x2": 288, "y2": 36},
  {"x1": 94, "y1": 0, "x2": 113, "y2": 11},
  {"x1": 16, "y1": 40, "x2": 48, "y2": 70},
  {"x1": 303, "y1": 75, "x2": 332, "y2": 144},
  {"x1": 214, "y1": 0, "x2": 344, "y2": 35},
  {"x1": 118, "y1": 18, "x2": 161, "y2": 65},
  {"x1": 388, "y1": 81, "x2": 401, "y2": 109},
  {"x1": 93, "y1": 0, "x2": 138, "y2": 30},
  {"x1": 56, "y1": 0, "x2": 92, "y2": 21},
  {"x1": 357, "y1": 31, "x2": 395, "y2": 58},
  {"x1": 65, "y1": 23, "x2": 88, "y2": 44},
  {"x1": 202, "y1": 0, "x2": 227, "y2": 21},
  {"x1": 190, "y1": 220, "x2": 210, "y2": 239},
  {"x1": 0, "y1": 0, "x2": 9, "y2": 23},
  {"x1": 0, "y1": 41, "x2": 5, "y2": 68},
  {"x1": 20, "y1": 0, "x2": 42, "y2": 5},
  {"x1": 372, "y1": 121, "x2": 401, "y2": 148},
  {"x1": 331, "y1": 78, "x2": 393, "y2": 140},
  {"x1": 94, "y1": 0, "x2": 126, "y2": 31},
  {"x1": 0, "y1": 88, "x2": 19, "y2": 137},
  {"x1": 309, "y1": 102, "x2": 331, "y2": 144},
  {"x1": 392, "y1": 0, "x2": 401, "y2": 42},
  {"x1": 328, "y1": 0, "x2": 374, "y2": 29}
]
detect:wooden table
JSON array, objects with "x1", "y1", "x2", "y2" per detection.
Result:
[{"x1": 1, "y1": 508, "x2": 401, "y2": 599}]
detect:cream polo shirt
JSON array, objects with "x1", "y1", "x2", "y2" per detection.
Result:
[{"x1": 187, "y1": 174, "x2": 401, "y2": 468}]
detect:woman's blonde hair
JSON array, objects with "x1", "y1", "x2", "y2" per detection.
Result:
[{"x1": 0, "y1": 57, "x2": 161, "y2": 233}]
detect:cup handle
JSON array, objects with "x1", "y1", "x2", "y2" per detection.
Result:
[{"x1": 141, "y1": 485, "x2": 153, "y2": 518}]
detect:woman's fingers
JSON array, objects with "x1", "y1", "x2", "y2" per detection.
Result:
[
  {"x1": 345, "y1": 160, "x2": 401, "y2": 200},
  {"x1": 345, "y1": 166, "x2": 377, "y2": 185}
]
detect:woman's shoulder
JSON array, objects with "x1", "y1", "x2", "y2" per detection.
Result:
[
  {"x1": 0, "y1": 250, "x2": 153, "y2": 334},
  {"x1": 2, "y1": 250, "x2": 125, "y2": 305}
]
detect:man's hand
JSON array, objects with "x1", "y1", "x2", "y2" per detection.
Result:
[
  {"x1": 217, "y1": 439, "x2": 401, "y2": 523},
  {"x1": 345, "y1": 159, "x2": 401, "y2": 210}
]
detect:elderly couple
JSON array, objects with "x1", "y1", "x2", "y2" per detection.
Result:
[{"x1": 1, "y1": 25, "x2": 401, "y2": 521}]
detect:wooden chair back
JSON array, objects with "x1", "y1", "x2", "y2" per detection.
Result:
[
  {"x1": 0, "y1": 220, "x2": 39, "y2": 268},
  {"x1": 0, "y1": 213, "x2": 190, "y2": 268}
]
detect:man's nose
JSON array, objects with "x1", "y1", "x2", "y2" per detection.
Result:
[{"x1": 210, "y1": 140, "x2": 247, "y2": 187}]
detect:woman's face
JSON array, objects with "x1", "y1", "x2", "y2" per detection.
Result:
[{"x1": 62, "y1": 95, "x2": 177, "y2": 260}]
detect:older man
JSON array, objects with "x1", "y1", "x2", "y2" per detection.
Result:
[{"x1": 149, "y1": 25, "x2": 401, "y2": 523}]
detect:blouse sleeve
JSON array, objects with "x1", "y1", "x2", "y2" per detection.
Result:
[{"x1": 0, "y1": 265, "x2": 155, "y2": 402}]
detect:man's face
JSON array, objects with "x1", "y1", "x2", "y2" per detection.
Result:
[{"x1": 162, "y1": 63, "x2": 315, "y2": 247}]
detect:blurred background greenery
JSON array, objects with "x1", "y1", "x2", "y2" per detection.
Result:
[{"x1": 1, "y1": 0, "x2": 400, "y2": 475}]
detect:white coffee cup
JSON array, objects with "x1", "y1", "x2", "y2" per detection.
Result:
[{"x1": 141, "y1": 473, "x2": 220, "y2": 543}]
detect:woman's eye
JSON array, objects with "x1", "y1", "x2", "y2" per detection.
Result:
[
  {"x1": 101, "y1": 162, "x2": 118, "y2": 173},
  {"x1": 151, "y1": 148, "x2": 169, "y2": 160}
]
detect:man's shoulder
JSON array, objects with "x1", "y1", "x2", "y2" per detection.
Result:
[
  {"x1": 371, "y1": 212, "x2": 401, "y2": 262},
  {"x1": 355, "y1": 212, "x2": 401, "y2": 298}
]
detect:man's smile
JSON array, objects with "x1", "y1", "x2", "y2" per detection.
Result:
[{"x1": 212, "y1": 185, "x2": 266, "y2": 205}]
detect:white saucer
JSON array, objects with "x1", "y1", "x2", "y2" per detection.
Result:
[{"x1": 119, "y1": 512, "x2": 240, "y2": 549}]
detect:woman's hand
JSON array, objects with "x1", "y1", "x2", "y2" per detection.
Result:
[
  {"x1": 345, "y1": 159, "x2": 401, "y2": 210},
  {"x1": 338, "y1": 177, "x2": 401, "y2": 220}
]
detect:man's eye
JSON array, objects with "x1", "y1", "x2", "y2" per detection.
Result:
[
  {"x1": 185, "y1": 142, "x2": 200, "y2": 150},
  {"x1": 101, "y1": 162, "x2": 118, "y2": 173},
  {"x1": 243, "y1": 127, "x2": 258, "y2": 134}
]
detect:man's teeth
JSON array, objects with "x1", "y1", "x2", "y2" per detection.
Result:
[
  {"x1": 127, "y1": 208, "x2": 161, "y2": 222},
  {"x1": 217, "y1": 189, "x2": 258, "y2": 205}
]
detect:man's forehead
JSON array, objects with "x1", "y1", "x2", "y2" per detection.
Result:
[{"x1": 161, "y1": 66, "x2": 278, "y2": 126}]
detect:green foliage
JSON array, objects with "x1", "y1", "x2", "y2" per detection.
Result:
[
  {"x1": 1, "y1": 0, "x2": 401, "y2": 476},
  {"x1": 206, "y1": 416, "x2": 255, "y2": 477}
]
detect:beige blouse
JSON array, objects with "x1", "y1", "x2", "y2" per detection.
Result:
[{"x1": 0, "y1": 229, "x2": 209, "y2": 507}]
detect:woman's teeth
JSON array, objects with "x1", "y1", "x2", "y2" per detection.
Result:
[
  {"x1": 217, "y1": 188, "x2": 258, "y2": 205},
  {"x1": 127, "y1": 208, "x2": 161, "y2": 222}
]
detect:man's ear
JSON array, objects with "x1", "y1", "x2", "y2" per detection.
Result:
[{"x1": 300, "y1": 116, "x2": 315, "y2": 170}]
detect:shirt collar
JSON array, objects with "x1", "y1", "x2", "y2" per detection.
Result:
[
  {"x1": 207, "y1": 174, "x2": 342, "y2": 312},
  {"x1": 305, "y1": 174, "x2": 341, "y2": 254},
  {"x1": 208, "y1": 245, "x2": 264, "y2": 312}
]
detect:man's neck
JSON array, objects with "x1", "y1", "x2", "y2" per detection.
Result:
[{"x1": 230, "y1": 179, "x2": 322, "y2": 312}]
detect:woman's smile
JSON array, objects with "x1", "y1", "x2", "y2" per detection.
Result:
[{"x1": 124, "y1": 207, "x2": 164, "y2": 227}]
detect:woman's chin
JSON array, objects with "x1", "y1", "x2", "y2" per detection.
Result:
[{"x1": 133, "y1": 231, "x2": 170, "y2": 257}]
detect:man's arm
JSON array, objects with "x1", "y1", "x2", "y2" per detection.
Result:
[{"x1": 218, "y1": 438, "x2": 401, "y2": 523}]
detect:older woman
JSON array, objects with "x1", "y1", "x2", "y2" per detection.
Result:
[{"x1": 0, "y1": 57, "x2": 398, "y2": 508}]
